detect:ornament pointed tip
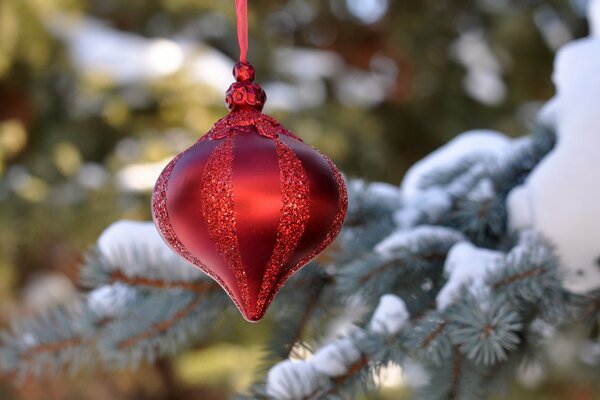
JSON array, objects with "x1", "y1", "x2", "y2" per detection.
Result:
[{"x1": 240, "y1": 308, "x2": 267, "y2": 323}]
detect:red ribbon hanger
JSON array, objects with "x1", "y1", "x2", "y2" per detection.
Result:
[{"x1": 235, "y1": 0, "x2": 248, "y2": 62}]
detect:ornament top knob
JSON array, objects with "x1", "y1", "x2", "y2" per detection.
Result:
[
  {"x1": 233, "y1": 61, "x2": 255, "y2": 82},
  {"x1": 225, "y1": 62, "x2": 267, "y2": 112}
]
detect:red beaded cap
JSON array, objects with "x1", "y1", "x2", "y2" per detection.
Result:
[{"x1": 225, "y1": 62, "x2": 267, "y2": 112}]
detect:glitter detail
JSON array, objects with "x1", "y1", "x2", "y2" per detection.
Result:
[
  {"x1": 200, "y1": 136, "x2": 251, "y2": 311},
  {"x1": 152, "y1": 144, "x2": 244, "y2": 314},
  {"x1": 269, "y1": 147, "x2": 348, "y2": 297},
  {"x1": 152, "y1": 152, "x2": 188, "y2": 258},
  {"x1": 206, "y1": 109, "x2": 302, "y2": 141},
  {"x1": 256, "y1": 139, "x2": 311, "y2": 310}
]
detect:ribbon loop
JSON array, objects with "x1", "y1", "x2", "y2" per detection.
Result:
[{"x1": 236, "y1": 0, "x2": 248, "y2": 62}]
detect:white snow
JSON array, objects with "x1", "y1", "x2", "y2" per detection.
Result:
[
  {"x1": 436, "y1": 242, "x2": 504, "y2": 311},
  {"x1": 400, "y1": 130, "x2": 511, "y2": 203},
  {"x1": 49, "y1": 17, "x2": 187, "y2": 84},
  {"x1": 375, "y1": 226, "x2": 463, "y2": 257},
  {"x1": 87, "y1": 283, "x2": 137, "y2": 318},
  {"x1": 394, "y1": 188, "x2": 451, "y2": 229},
  {"x1": 467, "y1": 178, "x2": 494, "y2": 201},
  {"x1": 266, "y1": 360, "x2": 322, "y2": 400},
  {"x1": 22, "y1": 333, "x2": 38, "y2": 347},
  {"x1": 451, "y1": 31, "x2": 506, "y2": 105},
  {"x1": 97, "y1": 220, "x2": 203, "y2": 282},
  {"x1": 310, "y1": 338, "x2": 362, "y2": 377},
  {"x1": 506, "y1": 187, "x2": 533, "y2": 230},
  {"x1": 115, "y1": 158, "x2": 171, "y2": 193},
  {"x1": 516, "y1": 361, "x2": 545, "y2": 388},
  {"x1": 263, "y1": 80, "x2": 327, "y2": 112},
  {"x1": 507, "y1": 8, "x2": 600, "y2": 294},
  {"x1": 368, "y1": 182, "x2": 401, "y2": 208},
  {"x1": 346, "y1": 0, "x2": 389, "y2": 24},
  {"x1": 591, "y1": 0, "x2": 600, "y2": 37},
  {"x1": 369, "y1": 294, "x2": 410, "y2": 335},
  {"x1": 274, "y1": 48, "x2": 344, "y2": 81},
  {"x1": 537, "y1": 97, "x2": 559, "y2": 128},
  {"x1": 534, "y1": 6, "x2": 573, "y2": 50},
  {"x1": 402, "y1": 359, "x2": 431, "y2": 388},
  {"x1": 77, "y1": 163, "x2": 109, "y2": 190}
]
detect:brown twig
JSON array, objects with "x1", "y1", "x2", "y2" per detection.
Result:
[
  {"x1": 23, "y1": 337, "x2": 94, "y2": 359},
  {"x1": 360, "y1": 252, "x2": 447, "y2": 284},
  {"x1": 331, "y1": 356, "x2": 369, "y2": 385},
  {"x1": 118, "y1": 296, "x2": 204, "y2": 349},
  {"x1": 448, "y1": 347, "x2": 462, "y2": 400},
  {"x1": 422, "y1": 320, "x2": 448, "y2": 348},
  {"x1": 306, "y1": 356, "x2": 369, "y2": 399},
  {"x1": 492, "y1": 267, "x2": 547, "y2": 289},
  {"x1": 109, "y1": 271, "x2": 218, "y2": 293}
]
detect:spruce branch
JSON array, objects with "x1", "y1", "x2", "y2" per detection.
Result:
[
  {"x1": 405, "y1": 314, "x2": 452, "y2": 366},
  {"x1": 0, "y1": 303, "x2": 101, "y2": 380},
  {"x1": 447, "y1": 293, "x2": 522, "y2": 365},
  {"x1": 262, "y1": 266, "x2": 336, "y2": 363},
  {"x1": 486, "y1": 232, "x2": 562, "y2": 308},
  {"x1": 337, "y1": 226, "x2": 463, "y2": 305}
]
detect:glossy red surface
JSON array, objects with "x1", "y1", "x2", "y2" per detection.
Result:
[{"x1": 152, "y1": 63, "x2": 347, "y2": 322}]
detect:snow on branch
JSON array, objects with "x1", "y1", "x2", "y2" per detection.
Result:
[
  {"x1": 81, "y1": 221, "x2": 221, "y2": 310},
  {"x1": 436, "y1": 242, "x2": 503, "y2": 311},
  {"x1": 591, "y1": 0, "x2": 600, "y2": 37},
  {"x1": 1, "y1": 220, "x2": 230, "y2": 377},
  {"x1": 369, "y1": 294, "x2": 410, "y2": 335},
  {"x1": 265, "y1": 294, "x2": 409, "y2": 399}
]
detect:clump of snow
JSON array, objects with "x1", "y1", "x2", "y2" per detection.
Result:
[
  {"x1": 395, "y1": 188, "x2": 451, "y2": 229},
  {"x1": 400, "y1": 130, "x2": 511, "y2": 203},
  {"x1": 402, "y1": 359, "x2": 431, "y2": 388},
  {"x1": 467, "y1": 178, "x2": 495, "y2": 201},
  {"x1": 591, "y1": 0, "x2": 600, "y2": 37},
  {"x1": 451, "y1": 31, "x2": 506, "y2": 105},
  {"x1": 537, "y1": 97, "x2": 559, "y2": 128},
  {"x1": 369, "y1": 294, "x2": 410, "y2": 335},
  {"x1": 310, "y1": 338, "x2": 362, "y2": 377},
  {"x1": 49, "y1": 17, "x2": 188, "y2": 84},
  {"x1": 367, "y1": 182, "x2": 401, "y2": 209},
  {"x1": 436, "y1": 242, "x2": 504, "y2": 311},
  {"x1": 266, "y1": 360, "x2": 323, "y2": 400},
  {"x1": 115, "y1": 158, "x2": 171, "y2": 193},
  {"x1": 507, "y1": 5, "x2": 600, "y2": 293},
  {"x1": 534, "y1": 6, "x2": 573, "y2": 50},
  {"x1": 21, "y1": 332, "x2": 38, "y2": 347},
  {"x1": 87, "y1": 283, "x2": 137, "y2": 318},
  {"x1": 516, "y1": 361, "x2": 545, "y2": 388},
  {"x1": 375, "y1": 226, "x2": 464, "y2": 257},
  {"x1": 98, "y1": 220, "x2": 203, "y2": 282},
  {"x1": 507, "y1": 187, "x2": 533, "y2": 230}
]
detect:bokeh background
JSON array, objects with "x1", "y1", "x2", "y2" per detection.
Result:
[{"x1": 0, "y1": 0, "x2": 595, "y2": 398}]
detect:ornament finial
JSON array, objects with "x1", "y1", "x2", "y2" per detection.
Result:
[{"x1": 225, "y1": 62, "x2": 267, "y2": 112}]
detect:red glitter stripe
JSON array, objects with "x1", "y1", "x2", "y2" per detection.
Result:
[
  {"x1": 200, "y1": 136, "x2": 250, "y2": 309},
  {"x1": 256, "y1": 139, "x2": 311, "y2": 310},
  {"x1": 275, "y1": 149, "x2": 348, "y2": 290},
  {"x1": 152, "y1": 152, "x2": 187, "y2": 259},
  {"x1": 152, "y1": 140, "x2": 242, "y2": 312}
]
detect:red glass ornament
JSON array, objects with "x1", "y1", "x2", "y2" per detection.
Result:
[{"x1": 152, "y1": 62, "x2": 347, "y2": 321}]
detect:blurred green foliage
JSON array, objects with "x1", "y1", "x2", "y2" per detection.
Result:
[{"x1": 0, "y1": 0, "x2": 592, "y2": 398}]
